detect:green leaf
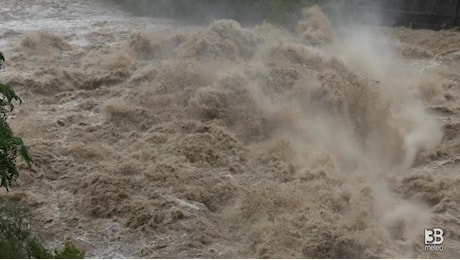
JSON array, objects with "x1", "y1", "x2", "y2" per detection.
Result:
[
  {"x1": 53, "y1": 243, "x2": 86, "y2": 259},
  {"x1": 0, "y1": 52, "x2": 32, "y2": 191}
]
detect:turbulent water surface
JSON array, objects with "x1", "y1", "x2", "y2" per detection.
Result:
[{"x1": 1, "y1": 0, "x2": 460, "y2": 258}]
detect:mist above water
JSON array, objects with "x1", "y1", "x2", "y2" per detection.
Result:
[{"x1": 1, "y1": 0, "x2": 459, "y2": 258}]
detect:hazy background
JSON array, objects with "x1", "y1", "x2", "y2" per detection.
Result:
[{"x1": 106, "y1": 0, "x2": 460, "y2": 29}]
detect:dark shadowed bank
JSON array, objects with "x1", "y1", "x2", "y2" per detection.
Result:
[
  {"x1": 106, "y1": 0, "x2": 336, "y2": 28},
  {"x1": 107, "y1": 0, "x2": 460, "y2": 29}
]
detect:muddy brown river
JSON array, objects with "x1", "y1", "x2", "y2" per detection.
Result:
[{"x1": 0, "y1": 0, "x2": 459, "y2": 258}]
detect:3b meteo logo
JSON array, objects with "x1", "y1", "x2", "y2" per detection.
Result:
[{"x1": 424, "y1": 228, "x2": 444, "y2": 252}]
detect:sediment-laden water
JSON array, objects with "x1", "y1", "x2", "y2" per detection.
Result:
[{"x1": 1, "y1": 0, "x2": 459, "y2": 258}]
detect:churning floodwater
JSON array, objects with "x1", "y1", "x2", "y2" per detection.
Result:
[{"x1": 1, "y1": 0, "x2": 460, "y2": 258}]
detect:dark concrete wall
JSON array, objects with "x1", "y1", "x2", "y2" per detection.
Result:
[
  {"x1": 379, "y1": 0, "x2": 460, "y2": 28},
  {"x1": 323, "y1": 0, "x2": 460, "y2": 29}
]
